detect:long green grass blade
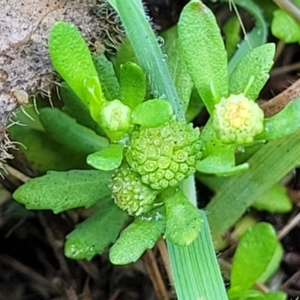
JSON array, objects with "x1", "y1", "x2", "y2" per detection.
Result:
[{"x1": 168, "y1": 210, "x2": 228, "y2": 300}]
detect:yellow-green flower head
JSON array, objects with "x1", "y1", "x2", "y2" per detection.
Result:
[
  {"x1": 110, "y1": 164, "x2": 158, "y2": 216},
  {"x1": 212, "y1": 93, "x2": 264, "y2": 144},
  {"x1": 125, "y1": 121, "x2": 202, "y2": 190}
]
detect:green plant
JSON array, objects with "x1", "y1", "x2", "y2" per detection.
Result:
[
  {"x1": 271, "y1": 0, "x2": 300, "y2": 43},
  {"x1": 227, "y1": 223, "x2": 286, "y2": 300},
  {"x1": 11, "y1": 0, "x2": 300, "y2": 299}
]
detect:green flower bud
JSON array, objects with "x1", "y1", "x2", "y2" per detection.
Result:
[
  {"x1": 99, "y1": 99, "x2": 131, "y2": 142},
  {"x1": 110, "y1": 164, "x2": 158, "y2": 216},
  {"x1": 125, "y1": 121, "x2": 202, "y2": 190},
  {"x1": 212, "y1": 94, "x2": 264, "y2": 144}
]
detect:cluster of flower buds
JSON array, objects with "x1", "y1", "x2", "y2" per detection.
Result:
[
  {"x1": 110, "y1": 120, "x2": 202, "y2": 215},
  {"x1": 212, "y1": 93, "x2": 264, "y2": 144}
]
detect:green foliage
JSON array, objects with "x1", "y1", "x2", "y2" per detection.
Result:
[
  {"x1": 65, "y1": 201, "x2": 128, "y2": 260},
  {"x1": 164, "y1": 189, "x2": 202, "y2": 246},
  {"x1": 178, "y1": 0, "x2": 228, "y2": 113},
  {"x1": 271, "y1": 0, "x2": 300, "y2": 43},
  {"x1": 168, "y1": 210, "x2": 227, "y2": 299},
  {"x1": 228, "y1": 223, "x2": 284, "y2": 299},
  {"x1": 119, "y1": 62, "x2": 146, "y2": 109},
  {"x1": 229, "y1": 289, "x2": 287, "y2": 300},
  {"x1": 109, "y1": 207, "x2": 165, "y2": 264},
  {"x1": 92, "y1": 54, "x2": 120, "y2": 101},
  {"x1": 161, "y1": 26, "x2": 194, "y2": 113},
  {"x1": 229, "y1": 44, "x2": 275, "y2": 100},
  {"x1": 226, "y1": 0, "x2": 268, "y2": 74},
  {"x1": 196, "y1": 145, "x2": 249, "y2": 176},
  {"x1": 13, "y1": 170, "x2": 112, "y2": 213},
  {"x1": 206, "y1": 129, "x2": 300, "y2": 239},
  {"x1": 253, "y1": 183, "x2": 292, "y2": 213},
  {"x1": 60, "y1": 83, "x2": 102, "y2": 134},
  {"x1": 9, "y1": 126, "x2": 88, "y2": 174},
  {"x1": 258, "y1": 98, "x2": 300, "y2": 140},
  {"x1": 131, "y1": 99, "x2": 173, "y2": 128},
  {"x1": 39, "y1": 108, "x2": 109, "y2": 155},
  {"x1": 49, "y1": 22, "x2": 105, "y2": 121},
  {"x1": 87, "y1": 144, "x2": 124, "y2": 171},
  {"x1": 223, "y1": 16, "x2": 241, "y2": 59},
  {"x1": 9, "y1": 102, "x2": 89, "y2": 173},
  {"x1": 111, "y1": 0, "x2": 185, "y2": 120},
  {"x1": 11, "y1": 1, "x2": 300, "y2": 299}
]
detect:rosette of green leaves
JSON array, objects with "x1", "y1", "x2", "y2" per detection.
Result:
[{"x1": 14, "y1": 17, "x2": 205, "y2": 264}]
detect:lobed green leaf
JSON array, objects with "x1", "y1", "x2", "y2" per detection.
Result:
[{"x1": 13, "y1": 170, "x2": 112, "y2": 213}]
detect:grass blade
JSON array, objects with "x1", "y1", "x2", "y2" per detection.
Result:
[{"x1": 168, "y1": 210, "x2": 228, "y2": 300}]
